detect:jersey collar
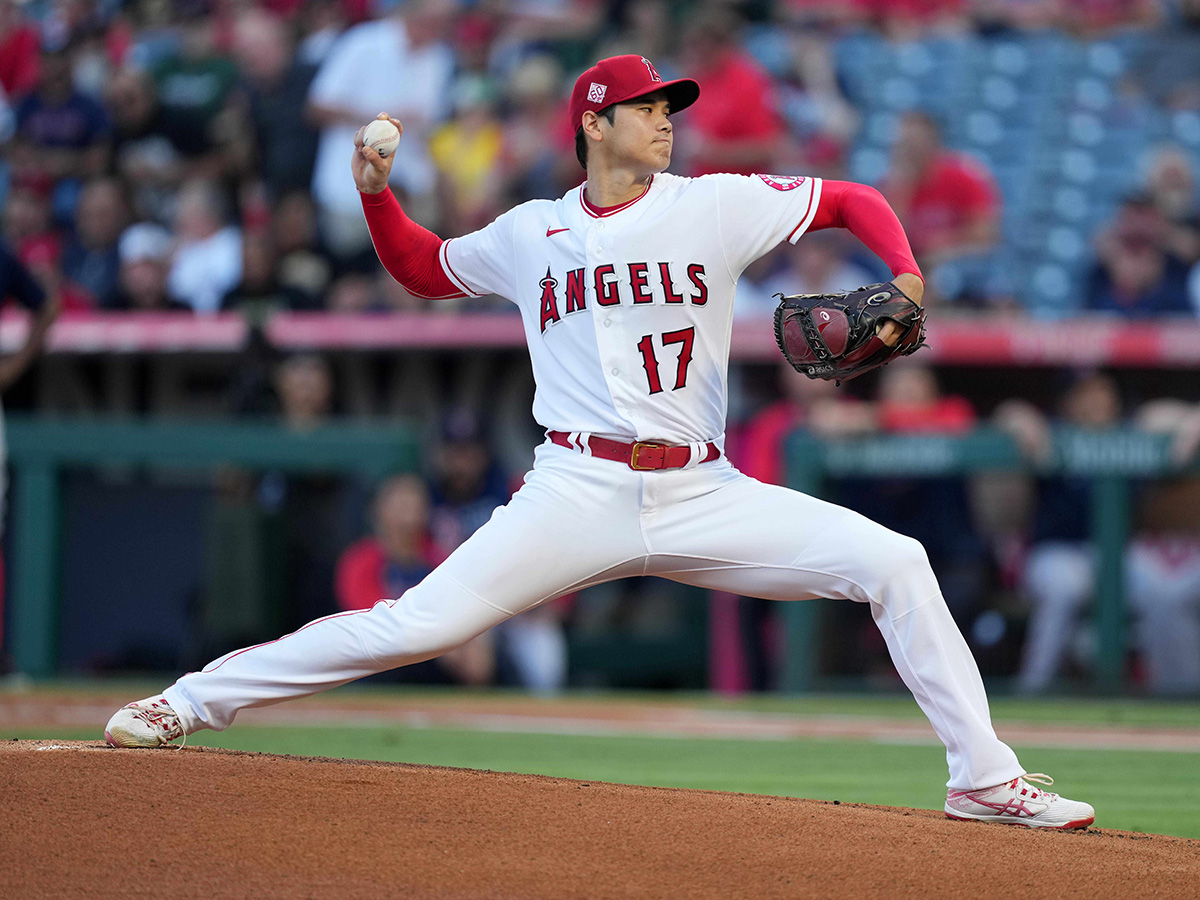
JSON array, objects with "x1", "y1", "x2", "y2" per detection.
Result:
[{"x1": 579, "y1": 175, "x2": 654, "y2": 218}]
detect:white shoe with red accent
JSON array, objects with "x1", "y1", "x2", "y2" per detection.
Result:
[
  {"x1": 104, "y1": 695, "x2": 185, "y2": 748},
  {"x1": 945, "y1": 774, "x2": 1094, "y2": 829}
]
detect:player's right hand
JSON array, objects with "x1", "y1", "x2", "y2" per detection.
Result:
[{"x1": 352, "y1": 113, "x2": 402, "y2": 195}]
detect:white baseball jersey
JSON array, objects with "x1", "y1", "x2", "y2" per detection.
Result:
[{"x1": 438, "y1": 172, "x2": 824, "y2": 444}]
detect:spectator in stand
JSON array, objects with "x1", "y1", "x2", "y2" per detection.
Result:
[
  {"x1": 2, "y1": 184, "x2": 56, "y2": 258},
  {"x1": 293, "y1": 0, "x2": 357, "y2": 67},
  {"x1": 842, "y1": 362, "x2": 988, "y2": 627},
  {"x1": 272, "y1": 190, "x2": 333, "y2": 306},
  {"x1": 500, "y1": 54, "x2": 576, "y2": 204},
  {"x1": 167, "y1": 179, "x2": 242, "y2": 315},
  {"x1": 0, "y1": 237, "x2": 60, "y2": 395},
  {"x1": 149, "y1": 13, "x2": 243, "y2": 173},
  {"x1": 735, "y1": 361, "x2": 878, "y2": 495},
  {"x1": 268, "y1": 352, "x2": 359, "y2": 628},
  {"x1": 113, "y1": 222, "x2": 188, "y2": 311},
  {"x1": 876, "y1": 361, "x2": 976, "y2": 433},
  {"x1": 428, "y1": 410, "x2": 567, "y2": 691},
  {"x1": 11, "y1": 48, "x2": 111, "y2": 219},
  {"x1": 233, "y1": 9, "x2": 321, "y2": 200},
  {"x1": 1142, "y1": 146, "x2": 1200, "y2": 266},
  {"x1": 999, "y1": 372, "x2": 1200, "y2": 694},
  {"x1": 335, "y1": 474, "x2": 493, "y2": 685},
  {"x1": 2, "y1": 184, "x2": 92, "y2": 310},
  {"x1": 0, "y1": 0, "x2": 40, "y2": 101},
  {"x1": 325, "y1": 272, "x2": 377, "y2": 312},
  {"x1": 880, "y1": 111, "x2": 999, "y2": 268},
  {"x1": 306, "y1": 0, "x2": 455, "y2": 261},
  {"x1": 61, "y1": 177, "x2": 130, "y2": 308},
  {"x1": 430, "y1": 77, "x2": 506, "y2": 235},
  {"x1": 1130, "y1": 399, "x2": 1200, "y2": 695},
  {"x1": 1084, "y1": 195, "x2": 1195, "y2": 317},
  {"x1": 997, "y1": 373, "x2": 1120, "y2": 693},
  {"x1": 105, "y1": 67, "x2": 183, "y2": 224},
  {"x1": 450, "y1": 6, "x2": 498, "y2": 75},
  {"x1": 775, "y1": 30, "x2": 858, "y2": 156},
  {"x1": 428, "y1": 410, "x2": 510, "y2": 550},
  {"x1": 221, "y1": 231, "x2": 314, "y2": 316},
  {"x1": 677, "y1": 7, "x2": 785, "y2": 177}
]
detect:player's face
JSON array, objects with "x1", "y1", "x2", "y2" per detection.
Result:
[{"x1": 607, "y1": 92, "x2": 673, "y2": 174}]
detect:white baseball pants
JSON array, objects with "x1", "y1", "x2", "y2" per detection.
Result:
[{"x1": 165, "y1": 442, "x2": 1024, "y2": 790}]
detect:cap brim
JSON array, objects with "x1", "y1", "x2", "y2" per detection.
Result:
[{"x1": 625, "y1": 78, "x2": 700, "y2": 115}]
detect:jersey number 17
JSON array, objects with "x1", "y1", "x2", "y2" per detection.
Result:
[{"x1": 637, "y1": 327, "x2": 695, "y2": 394}]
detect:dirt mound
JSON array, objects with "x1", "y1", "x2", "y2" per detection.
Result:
[{"x1": 2, "y1": 740, "x2": 1196, "y2": 899}]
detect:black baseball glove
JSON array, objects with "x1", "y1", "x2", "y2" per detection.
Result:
[{"x1": 773, "y1": 281, "x2": 928, "y2": 384}]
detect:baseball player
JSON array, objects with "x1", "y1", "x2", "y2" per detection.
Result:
[{"x1": 106, "y1": 55, "x2": 1094, "y2": 829}]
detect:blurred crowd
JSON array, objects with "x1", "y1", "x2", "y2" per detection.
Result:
[{"x1": 1, "y1": 0, "x2": 1200, "y2": 316}]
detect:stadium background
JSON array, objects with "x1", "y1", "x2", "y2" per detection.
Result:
[{"x1": 2, "y1": 0, "x2": 1200, "y2": 850}]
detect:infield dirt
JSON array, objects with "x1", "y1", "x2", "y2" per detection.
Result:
[{"x1": 2, "y1": 740, "x2": 1197, "y2": 900}]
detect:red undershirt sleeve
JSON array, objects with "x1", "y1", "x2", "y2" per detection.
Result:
[
  {"x1": 359, "y1": 189, "x2": 465, "y2": 300},
  {"x1": 808, "y1": 180, "x2": 923, "y2": 283}
]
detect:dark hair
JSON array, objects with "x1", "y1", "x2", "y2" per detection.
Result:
[{"x1": 575, "y1": 104, "x2": 616, "y2": 170}]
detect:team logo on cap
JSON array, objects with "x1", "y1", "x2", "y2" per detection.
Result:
[
  {"x1": 588, "y1": 82, "x2": 608, "y2": 104},
  {"x1": 756, "y1": 174, "x2": 807, "y2": 191},
  {"x1": 641, "y1": 58, "x2": 662, "y2": 82}
]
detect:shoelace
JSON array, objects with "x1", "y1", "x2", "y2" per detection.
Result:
[
  {"x1": 1014, "y1": 773, "x2": 1058, "y2": 803},
  {"x1": 131, "y1": 701, "x2": 187, "y2": 751}
]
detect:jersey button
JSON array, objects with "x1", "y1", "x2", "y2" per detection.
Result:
[
  {"x1": 603, "y1": 318, "x2": 612, "y2": 327},
  {"x1": 611, "y1": 368, "x2": 619, "y2": 376}
]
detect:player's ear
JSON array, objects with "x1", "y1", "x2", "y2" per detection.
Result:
[{"x1": 581, "y1": 110, "x2": 606, "y2": 143}]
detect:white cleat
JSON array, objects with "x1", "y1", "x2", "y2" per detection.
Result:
[
  {"x1": 104, "y1": 695, "x2": 185, "y2": 748},
  {"x1": 945, "y1": 774, "x2": 1095, "y2": 829}
]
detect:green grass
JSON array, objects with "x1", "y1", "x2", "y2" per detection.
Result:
[
  {"x1": 9, "y1": 719, "x2": 1199, "y2": 840},
  {"x1": 17, "y1": 677, "x2": 1200, "y2": 726}
]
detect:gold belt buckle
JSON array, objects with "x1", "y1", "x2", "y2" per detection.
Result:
[{"x1": 629, "y1": 441, "x2": 669, "y2": 470}]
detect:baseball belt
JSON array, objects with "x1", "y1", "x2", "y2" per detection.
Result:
[{"x1": 547, "y1": 431, "x2": 720, "y2": 471}]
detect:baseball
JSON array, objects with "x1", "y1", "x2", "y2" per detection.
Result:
[{"x1": 363, "y1": 119, "x2": 400, "y2": 158}]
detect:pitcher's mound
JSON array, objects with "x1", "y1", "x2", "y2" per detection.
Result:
[{"x1": 1, "y1": 740, "x2": 1194, "y2": 899}]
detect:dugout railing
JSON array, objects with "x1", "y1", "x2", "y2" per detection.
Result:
[
  {"x1": 782, "y1": 427, "x2": 1199, "y2": 693},
  {"x1": 6, "y1": 416, "x2": 420, "y2": 677}
]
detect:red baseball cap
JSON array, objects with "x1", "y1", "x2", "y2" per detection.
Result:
[{"x1": 568, "y1": 55, "x2": 700, "y2": 133}]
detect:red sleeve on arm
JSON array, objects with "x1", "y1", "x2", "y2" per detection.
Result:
[
  {"x1": 808, "y1": 180, "x2": 923, "y2": 283},
  {"x1": 360, "y1": 189, "x2": 465, "y2": 300}
]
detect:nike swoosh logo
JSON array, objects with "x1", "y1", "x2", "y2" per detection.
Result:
[{"x1": 546, "y1": 227, "x2": 570, "y2": 237}]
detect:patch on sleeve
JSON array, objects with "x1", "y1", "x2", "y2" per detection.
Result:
[{"x1": 756, "y1": 174, "x2": 807, "y2": 192}]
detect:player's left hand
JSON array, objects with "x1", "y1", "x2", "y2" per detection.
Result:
[
  {"x1": 878, "y1": 273, "x2": 923, "y2": 346},
  {"x1": 774, "y1": 280, "x2": 928, "y2": 384}
]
